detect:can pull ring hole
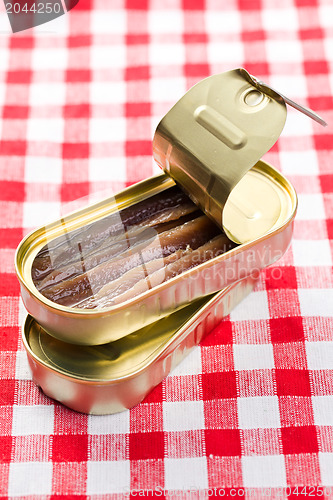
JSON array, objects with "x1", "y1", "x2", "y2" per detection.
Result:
[{"x1": 244, "y1": 89, "x2": 264, "y2": 107}]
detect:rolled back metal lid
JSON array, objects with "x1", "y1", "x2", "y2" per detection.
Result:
[{"x1": 153, "y1": 68, "x2": 288, "y2": 244}]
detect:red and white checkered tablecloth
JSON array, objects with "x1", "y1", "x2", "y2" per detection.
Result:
[{"x1": 0, "y1": 0, "x2": 332, "y2": 497}]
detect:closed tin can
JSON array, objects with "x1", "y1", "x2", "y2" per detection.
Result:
[
  {"x1": 23, "y1": 276, "x2": 258, "y2": 415},
  {"x1": 15, "y1": 68, "x2": 298, "y2": 346}
]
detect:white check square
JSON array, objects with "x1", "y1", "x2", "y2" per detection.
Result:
[
  {"x1": 262, "y1": 8, "x2": 298, "y2": 31},
  {"x1": 23, "y1": 202, "x2": 61, "y2": 228},
  {"x1": 25, "y1": 157, "x2": 62, "y2": 184},
  {"x1": 27, "y1": 118, "x2": 64, "y2": 142},
  {"x1": 270, "y1": 74, "x2": 308, "y2": 100},
  {"x1": 15, "y1": 351, "x2": 32, "y2": 381},
  {"x1": 163, "y1": 401, "x2": 205, "y2": 432},
  {"x1": 9, "y1": 462, "x2": 52, "y2": 496},
  {"x1": 319, "y1": 452, "x2": 333, "y2": 486},
  {"x1": 306, "y1": 341, "x2": 333, "y2": 370},
  {"x1": 0, "y1": 50, "x2": 9, "y2": 74},
  {"x1": 242, "y1": 455, "x2": 287, "y2": 487},
  {"x1": 237, "y1": 396, "x2": 280, "y2": 429},
  {"x1": 280, "y1": 150, "x2": 319, "y2": 176},
  {"x1": 266, "y1": 41, "x2": 303, "y2": 64},
  {"x1": 312, "y1": 396, "x2": 333, "y2": 426},
  {"x1": 88, "y1": 411, "x2": 130, "y2": 435},
  {"x1": 30, "y1": 83, "x2": 66, "y2": 106},
  {"x1": 296, "y1": 194, "x2": 325, "y2": 221},
  {"x1": 91, "y1": 11, "x2": 126, "y2": 34},
  {"x1": 32, "y1": 48, "x2": 68, "y2": 70},
  {"x1": 148, "y1": 11, "x2": 183, "y2": 34},
  {"x1": 89, "y1": 118, "x2": 126, "y2": 143},
  {"x1": 299, "y1": 289, "x2": 333, "y2": 317},
  {"x1": 230, "y1": 291, "x2": 270, "y2": 321},
  {"x1": 0, "y1": 248, "x2": 14, "y2": 273},
  {"x1": 205, "y1": 10, "x2": 242, "y2": 33},
  {"x1": 150, "y1": 44, "x2": 185, "y2": 65},
  {"x1": 19, "y1": 299, "x2": 27, "y2": 327},
  {"x1": 0, "y1": 82, "x2": 6, "y2": 107},
  {"x1": 292, "y1": 240, "x2": 332, "y2": 267},
  {"x1": 170, "y1": 347, "x2": 202, "y2": 376},
  {"x1": 319, "y1": 5, "x2": 333, "y2": 28},
  {"x1": 91, "y1": 45, "x2": 126, "y2": 69},
  {"x1": 0, "y1": 5, "x2": 11, "y2": 33},
  {"x1": 87, "y1": 461, "x2": 130, "y2": 494},
  {"x1": 282, "y1": 111, "x2": 313, "y2": 137},
  {"x1": 150, "y1": 77, "x2": 186, "y2": 103},
  {"x1": 12, "y1": 405, "x2": 54, "y2": 436},
  {"x1": 165, "y1": 457, "x2": 208, "y2": 490},
  {"x1": 233, "y1": 344, "x2": 274, "y2": 371},
  {"x1": 207, "y1": 42, "x2": 244, "y2": 63},
  {"x1": 90, "y1": 82, "x2": 126, "y2": 104},
  {"x1": 89, "y1": 157, "x2": 126, "y2": 182}
]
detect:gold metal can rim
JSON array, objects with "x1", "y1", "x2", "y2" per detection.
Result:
[
  {"x1": 16, "y1": 161, "x2": 297, "y2": 319},
  {"x1": 22, "y1": 286, "x2": 234, "y2": 384}
]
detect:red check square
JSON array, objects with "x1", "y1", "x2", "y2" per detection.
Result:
[
  {"x1": 60, "y1": 182, "x2": 89, "y2": 202},
  {"x1": 140, "y1": 383, "x2": 163, "y2": 404},
  {"x1": 126, "y1": 103, "x2": 151, "y2": 117},
  {"x1": 281, "y1": 426, "x2": 319, "y2": 455},
  {"x1": 125, "y1": 66, "x2": 150, "y2": 81},
  {"x1": 0, "y1": 274, "x2": 20, "y2": 297},
  {"x1": 0, "y1": 436, "x2": 12, "y2": 463},
  {"x1": 0, "y1": 182, "x2": 25, "y2": 202},
  {"x1": 304, "y1": 60, "x2": 329, "y2": 75},
  {"x1": 320, "y1": 174, "x2": 333, "y2": 193},
  {"x1": 183, "y1": 0, "x2": 205, "y2": 9},
  {"x1": 275, "y1": 369, "x2": 311, "y2": 397},
  {"x1": 62, "y1": 143, "x2": 89, "y2": 159},
  {"x1": 126, "y1": 140, "x2": 151, "y2": 157},
  {"x1": 3, "y1": 106, "x2": 29, "y2": 119},
  {"x1": 184, "y1": 64, "x2": 209, "y2": 77},
  {"x1": 126, "y1": 0, "x2": 149, "y2": 9},
  {"x1": 0, "y1": 327, "x2": 19, "y2": 351},
  {"x1": 238, "y1": 0, "x2": 261, "y2": 10},
  {"x1": 202, "y1": 372, "x2": 237, "y2": 400},
  {"x1": 7, "y1": 70, "x2": 32, "y2": 84},
  {"x1": 265, "y1": 265, "x2": 298, "y2": 290},
  {"x1": 66, "y1": 70, "x2": 91, "y2": 82},
  {"x1": 205, "y1": 429, "x2": 241, "y2": 457},
  {"x1": 52, "y1": 435, "x2": 88, "y2": 462},
  {"x1": 270, "y1": 317, "x2": 305, "y2": 343},
  {"x1": 129, "y1": 431, "x2": 165, "y2": 460},
  {"x1": 0, "y1": 380, "x2": 16, "y2": 406},
  {"x1": 200, "y1": 320, "x2": 233, "y2": 346}
]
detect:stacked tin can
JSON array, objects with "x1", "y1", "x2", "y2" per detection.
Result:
[{"x1": 15, "y1": 69, "x2": 301, "y2": 414}]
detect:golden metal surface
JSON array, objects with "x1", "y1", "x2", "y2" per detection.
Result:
[
  {"x1": 16, "y1": 161, "x2": 297, "y2": 346},
  {"x1": 26, "y1": 296, "x2": 212, "y2": 380},
  {"x1": 23, "y1": 276, "x2": 258, "y2": 414},
  {"x1": 153, "y1": 68, "x2": 287, "y2": 243},
  {"x1": 223, "y1": 161, "x2": 293, "y2": 244}
]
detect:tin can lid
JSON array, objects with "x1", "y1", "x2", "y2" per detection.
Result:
[{"x1": 153, "y1": 68, "x2": 288, "y2": 244}]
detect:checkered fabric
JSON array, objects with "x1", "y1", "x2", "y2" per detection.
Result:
[{"x1": 0, "y1": 0, "x2": 332, "y2": 497}]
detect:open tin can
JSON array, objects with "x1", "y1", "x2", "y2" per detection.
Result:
[{"x1": 15, "y1": 68, "x2": 307, "y2": 413}]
